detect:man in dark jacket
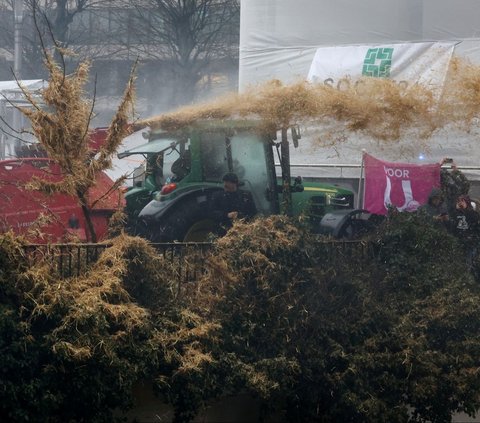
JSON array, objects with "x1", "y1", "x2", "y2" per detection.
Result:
[
  {"x1": 440, "y1": 157, "x2": 470, "y2": 214},
  {"x1": 450, "y1": 194, "x2": 480, "y2": 270},
  {"x1": 211, "y1": 172, "x2": 257, "y2": 232}
]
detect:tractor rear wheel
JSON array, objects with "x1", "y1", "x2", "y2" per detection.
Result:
[{"x1": 183, "y1": 218, "x2": 217, "y2": 242}]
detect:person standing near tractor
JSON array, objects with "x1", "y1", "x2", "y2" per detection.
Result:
[
  {"x1": 440, "y1": 157, "x2": 471, "y2": 214},
  {"x1": 450, "y1": 194, "x2": 480, "y2": 272},
  {"x1": 211, "y1": 172, "x2": 257, "y2": 234}
]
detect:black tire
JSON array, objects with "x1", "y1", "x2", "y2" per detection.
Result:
[
  {"x1": 337, "y1": 211, "x2": 375, "y2": 239},
  {"x1": 182, "y1": 218, "x2": 218, "y2": 242}
]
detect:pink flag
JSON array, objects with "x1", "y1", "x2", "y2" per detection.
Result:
[{"x1": 363, "y1": 153, "x2": 441, "y2": 215}]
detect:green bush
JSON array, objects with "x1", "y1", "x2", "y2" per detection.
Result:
[
  {"x1": 2, "y1": 214, "x2": 480, "y2": 422},
  {"x1": 0, "y1": 234, "x2": 214, "y2": 422},
  {"x1": 187, "y1": 214, "x2": 480, "y2": 422}
]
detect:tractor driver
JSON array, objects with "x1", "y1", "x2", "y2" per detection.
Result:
[
  {"x1": 211, "y1": 172, "x2": 257, "y2": 233},
  {"x1": 145, "y1": 152, "x2": 164, "y2": 187}
]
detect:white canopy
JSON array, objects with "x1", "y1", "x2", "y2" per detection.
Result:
[{"x1": 0, "y1": 79, "x2": 46, "y2": 102}]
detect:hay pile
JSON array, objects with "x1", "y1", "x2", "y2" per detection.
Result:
[{"x1": 140, "y1": 57, "x2": 480, "y2": 144}]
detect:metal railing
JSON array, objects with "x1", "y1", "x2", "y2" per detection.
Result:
[
  {"x1": 21, "y1": 240, "x2": 375, "y2": 280},
  {"x1": 21, "y1": 242, "x2": 213, "y2": 281},
  {"x1": 314, "y1": 239, "x2": 376, "y2": 266},
  {"x1": 277, "y1": 163, "x2": 480, "y2": 171},
  {"x1": 22, "y1": 243, "x2": 111, "y2": 278},
  {"x1": 276, "y1": 162, "x2": 480, "y2": 180},
  {"x1": 152, "y1": 242, "x2": 212, "y2": 284}
]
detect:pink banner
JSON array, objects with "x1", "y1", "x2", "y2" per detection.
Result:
[{"x1": 363, "y1": 153, "x2": 441, "y2": 215}]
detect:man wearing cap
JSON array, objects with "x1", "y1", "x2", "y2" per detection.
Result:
[
  {"x1": 419, "y1": 187, "x2": 449, "y2": 223},
  {"x1": 211, "y1": 172, "x2": 257, "y2": 232}
]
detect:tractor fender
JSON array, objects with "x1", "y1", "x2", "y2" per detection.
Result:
[
  {"x1": 138, "y1": 187, "x2": 223, "y2": 222},
  {"x1": 136, "y1": 187, "x2": 224, "y2": 241},
  {"x1": 319, "y1": 209, "x2": 372, "y2": 239}
]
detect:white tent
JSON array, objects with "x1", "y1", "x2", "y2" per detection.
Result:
[
  {"x1": 240, "y1": 0, "x2": 480, "y2": 89},
  {"x1": 239, "y1": 0, "x2": 480, "y2": 177}
]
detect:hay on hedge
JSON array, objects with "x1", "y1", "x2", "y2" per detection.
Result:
[
  {"x1": 7, "y1": 214, "x2": 480, "y2": 421},
  {"x1": 16, "y1": 235, "x2": 169, "y2": 359},
  {"x1": 185, "y1": 215, "x2": 310, "y2": 316},
  {"x1": 211, "y1": 215, "x2": 306, "y2": 277},
  {"x1": 10, "y1": 233, "x2": 220, "y2": 381},
  {"x1": 0, "y1": 231, "x2": 30, "y2": 277}
]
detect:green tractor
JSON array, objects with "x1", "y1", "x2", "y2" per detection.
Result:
[{"x1": 118, "y1": 120, "x2": 369, "y2": 242}]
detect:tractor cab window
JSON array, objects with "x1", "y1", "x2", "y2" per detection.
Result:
[
  {"x1": 169, "y1": 148, "x2": 191, "y2": 182},
  {"x1": 200, "y1": 131, "x2": 274, "y2": 215},
  {"x1": 118, "y1": 136, "x2": 190, "y2": 189},
  {"x1": 200, "y1": 133, "x2": 229, "y2": 181},
  {"x1": 230, "y1": 133, "x2": 273, "y2": 214}
]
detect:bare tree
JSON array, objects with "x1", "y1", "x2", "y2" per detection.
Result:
[
  {"x1": 0, "y1": 0, "x2": 120, "y2": 79},
  {"x1": 30, "y1": 0, "x2": 124, "y2": 68},
  {"x1": 118, "y1": 0, "x2": 240, "y2": 107},
  {"x1": 46, "y1": 0, "x2": 92, "y2": 46}
]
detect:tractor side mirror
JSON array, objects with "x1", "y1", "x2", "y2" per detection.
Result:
[{"x1": 291, "y1": 126, "x2": 301, "y2": 148}]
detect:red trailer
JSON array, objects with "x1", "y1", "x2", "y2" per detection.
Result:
[{"x1": 0, "y1": 157, "x2": 124, "y2": 243}]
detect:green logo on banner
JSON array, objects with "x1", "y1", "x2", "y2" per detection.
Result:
[{"x1": 362, "y1": 48, "x2": 394, "y2": 77}]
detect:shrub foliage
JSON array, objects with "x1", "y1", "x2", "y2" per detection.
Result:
[{"x1": 2, "y1": 214, "x2": 480, "y2": 422}]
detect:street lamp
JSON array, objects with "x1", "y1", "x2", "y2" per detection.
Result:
[
  {"x1": 14, "y1": 0, "x2": 24, "y2": 77},
  {"x1": 13, "y1": 0, "x2": 24, "y2": 155}
]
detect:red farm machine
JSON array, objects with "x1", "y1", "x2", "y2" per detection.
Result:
[{"x1": 0, "y1": 128, "x2": 124, "y2": 243}]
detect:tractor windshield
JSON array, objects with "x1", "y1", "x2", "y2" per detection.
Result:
[{"x1": 118, "y1": 137, "x2": 190, "y2": 187}]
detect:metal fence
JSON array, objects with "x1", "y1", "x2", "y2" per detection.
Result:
[
  {"x1": 152, "y1": 242, "x2": 212, "y2": 285},
  {"x1": 20, "y1": 240, "x2": 375, "y2": 280},
  {"x1": 22, "y1": 243, "x2": 109, "y2": 278},
  {"x1": 21, "y1": 242, "x2": 213, "y2": 281},
  {"x1": 314, "y1": 239, "x2": 377, "y2": 266}
]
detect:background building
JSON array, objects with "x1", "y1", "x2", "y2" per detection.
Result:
[{"x1": 0, "y1": 0, "x2": 240, "y2": 128}]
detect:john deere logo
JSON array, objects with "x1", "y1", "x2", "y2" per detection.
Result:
[{"x1": 362, "y1": 47, "x2": 394, "y2": 78}]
